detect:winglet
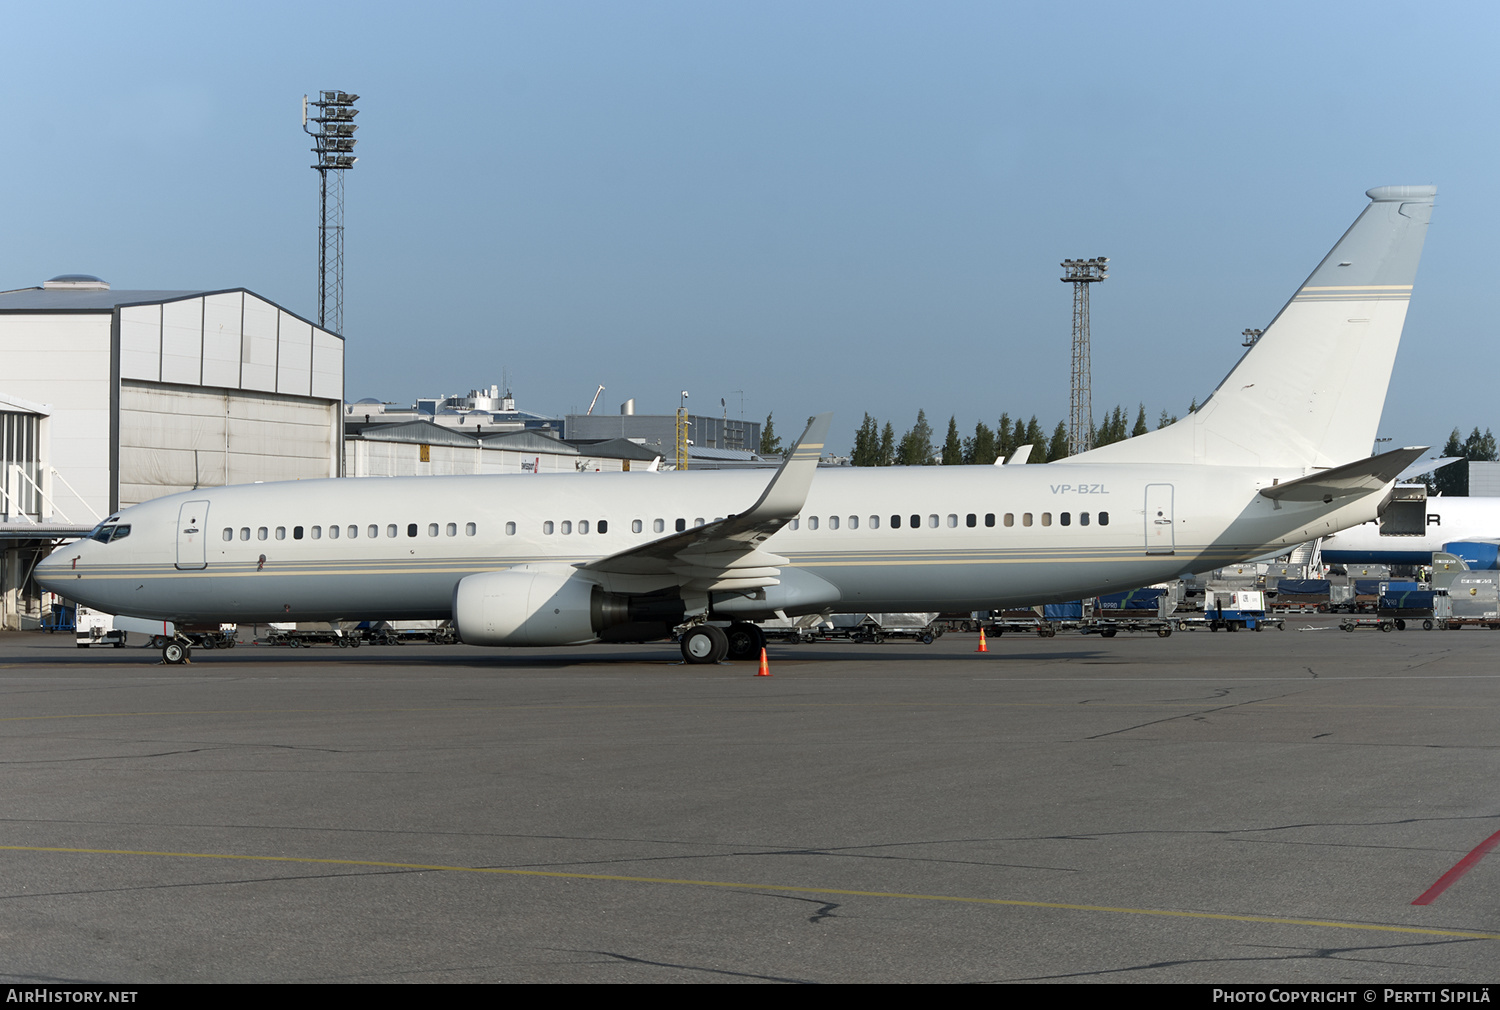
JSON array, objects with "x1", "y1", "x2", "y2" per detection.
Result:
[{"x1": 742, "y1": 413, "x2": 832, "y2": 521}]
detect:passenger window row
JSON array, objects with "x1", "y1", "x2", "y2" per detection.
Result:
[
  {"x1": 222, "y1": 522, "x2": 479, "y2": 542},
  {"x1": 785, "y1": 511, "x2": 1110, "y2": 530}
]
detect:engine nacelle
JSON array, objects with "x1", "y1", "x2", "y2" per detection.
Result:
[
  {"x1": 453, "y1": 566, "x2": 690, "y2": 646},
  {"x1": 453, "y1": 566, "x2": 602, "y2": 646}
]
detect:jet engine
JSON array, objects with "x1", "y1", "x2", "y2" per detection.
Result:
[{"x1": 453, "y1": 566, "x2": 685, "y2": 646}]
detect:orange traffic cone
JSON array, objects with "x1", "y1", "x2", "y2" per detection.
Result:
[
  {"x1": 756, "y1": 647, "x2": 772, "y2": 677},
  {"x1": 976, "y1": 627, "x2": 988, "y2": 653}
]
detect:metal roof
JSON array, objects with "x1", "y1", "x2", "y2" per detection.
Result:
[{"x1": 0, "y1": 286, "x2": 206, "y2": 311}]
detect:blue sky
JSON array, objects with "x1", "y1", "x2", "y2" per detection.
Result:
[{"x1": 2, "y1": 1, "x2": 1493, "y2": 455}]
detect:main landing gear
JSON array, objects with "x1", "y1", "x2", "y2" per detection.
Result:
[
  {"x1": 681, "y1": 622, "x2": 767, "y2": 664},
  {"x1": 162, "y1": 639, "x2": 191, "y2": 665},
  {"x1": 681, "y1": 625, "x2": 729, "y2": 664}
]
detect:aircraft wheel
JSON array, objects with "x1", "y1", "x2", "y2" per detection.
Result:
[
  {"x1": 725, "y1": 623, "x2": 764, "y2": 661},
  {"x1": 1423, "y1": 619, "x2": 1433, "y2": 631},
  {"x1": 162, "y1": 642, "x2": 187, "y2": 665},
  {"x1": 1380, "y1": 622, "x2": 1394, "y2": 633},
  {"x1": 1157, "y1": 627, "x2": 1172, "y2": 638},
  {"x1": 681, "y1": 625, "x2": 728, "y2": 665}
]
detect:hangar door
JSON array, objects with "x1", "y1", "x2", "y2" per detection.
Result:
[{"x1": 119, "y1": 382, "x2": 338, "y2": 507}]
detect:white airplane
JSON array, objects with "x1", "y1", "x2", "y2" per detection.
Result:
[
  {"x1": 1322, "y1": 495, "x2": 1500, "y2": 567},
  {"x1": 37, "y1": 185, "x2": 1437, "y2": 665}
]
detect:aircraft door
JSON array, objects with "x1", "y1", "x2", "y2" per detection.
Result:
[
  {"x1": 1144, "y1": 484, "x2": 1174, "y2": 555},
  {"x1": 176, "y1": 500, "x2": 211, "y2": 570}
]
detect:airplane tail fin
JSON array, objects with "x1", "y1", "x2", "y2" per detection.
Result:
[{"x1": 1068, "y1": 185, "x2": 1435, "y2": 470}]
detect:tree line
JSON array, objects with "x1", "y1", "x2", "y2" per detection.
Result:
[
  {"x1": 1432, "y1": 427, "x2": 1499, "y2": 496},
  {"x1": 836, "y1": 403, "x2": 1188, "y2": 466}
]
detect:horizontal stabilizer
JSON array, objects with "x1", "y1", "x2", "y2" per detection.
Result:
[
  {"x1": 1394, "y1": 455, "x2": 1461, "y2": 483},
  {"x1": 1259, "y1": 446, "x2": 1428, "y2": 503}
]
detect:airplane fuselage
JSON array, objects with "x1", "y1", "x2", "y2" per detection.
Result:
[{"x1": 42, "y1": 462, "x2": 1381, "y2": 627}]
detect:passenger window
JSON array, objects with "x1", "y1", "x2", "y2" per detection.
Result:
[
  {"x1": 790, "y1": 519, "x2": 800, "y2": 530},
  {"x1": 1099, "y1": 511, "x2": 1110, "y2": 526},
  {"x1": 1080, "y1": 513, "x2": 1090, "y2": 526},
  {"x1": 258, "y1": 527, "x2": 268, "y2": 540},
  {"x1": 694, "y1": 518, "x2": 705, "y2": 527},
  {"x1": 579, "y1": 520, "x2": 590, "y2": 534},
  {"x1": 947, "y1": 514, "x2": 957, "y2": 528},
  {"x1": 1022, "y1": 513, "x2": 1032, "y2": 527},
  {"x1": 653, "y1": 519, "x2": 665, "y2": 533},
  {"x1": 311, "y1": 526, "x2": 321, "y2": 539},
  {"x1": 632, "y1": 519, "x2": 643, "y2": 533},
  {"x1": 543, "y1": 521, "x2": 554, "y2": 534},
  {"x1": 928, "y1": 515, "x2": 938, "y2": 528},
  {"x1": 830, "y1": 516, "x2": 840, "y2": 530},
  {"x1": 848, "y1": 516, "x2": 858, "y2": 529},
  {"x1": 675, "y1": 519, "x2": 686, "y2": 532},
  {"x1": 222, "y1": 528, "x2": 233, "y2": 542},
  {"x1": 348, "y1": 525, "x2": 358, "y2": 538},
  {"x1": 869, "y1": 515, "x2": 880, "y2": 529},
  {"x1": 294, "y1": 526, "x2": 304, "y2": 540},
  {"x1": 910, "y1": 514, "x2": 920, "y2": 529},
  {"x1": 368, "y1": 525, "x2": 378, "y2": 538},
  {"x1": 386, "y1": 524, "x2": 397, "y2": 538},
  {"x1": 1041, "y1": 513, "x2": 1052, "y2": 527},
  {"x1": 407, "y1": 524, "x2": 418, "y2": 538},
  {"x1": 598, "y1": 520, "x2": 608, "y2": 534},
  {"x1": 428, "y1": 523, "x2": 439, "y2": 537},
  {"x1": 446, "y1": 523, "x2": 457, "y2": 536},
  {"x1": 809, "y1": 516, "x2": 819, "y2": 530},
  {"x1": 468, "y1": 523, "x2": 478, "y2": 536},
  {"x1": 966, "y1": 514, "x2": 976, "y2": 528},
  {"x1": 985, "y1": 514, "x2": 995, "y2": 527},
  {"x1": 561, "y1": 521, "x2": 572, "y2": 534},
  {"x1": 329, "y1": 525, "x2": 340, "y2": 539},
  {"x1": 891, "y1": 515, "x2": 901, "y2": 529},
  {"x1": 504, "y1": 522, "x2": 515, "y2": 535},
  {"x1": 1004, "y1": 513, "x2": 1013, "y2": 527},
  {"x1": 1060, "y1": 512, "x2": 1071, "y2": 526},
  {"x1": 276, "y1": 527, "x2": 287, "y2": 540}
]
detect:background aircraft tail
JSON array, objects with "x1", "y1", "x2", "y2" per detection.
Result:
[{"x1": 1068, "y1": 185, "x2": 1435, "y2": 470}]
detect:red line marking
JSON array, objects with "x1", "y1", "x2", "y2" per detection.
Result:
[{"x1": 1411, "y1": 828, "x2": 1500, "y2": 905}]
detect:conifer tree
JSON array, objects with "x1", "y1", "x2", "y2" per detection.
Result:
[{"x1": 941, "y1": 416, "x2": 963, "y2": 465}]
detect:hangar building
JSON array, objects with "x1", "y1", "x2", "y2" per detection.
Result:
[{"x1": 0, "y1": 274, "x2": 343, "y2": 628}]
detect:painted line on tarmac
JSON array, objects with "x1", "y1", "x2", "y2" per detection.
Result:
[
  {"x1": 1412, "y1": 828, "x2": 1500, "y2": 906},
  {"x1": 2, "y1": 844, "x2": 1496, "y2": 941}
]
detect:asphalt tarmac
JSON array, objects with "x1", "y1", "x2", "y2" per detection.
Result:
[{"x1": 0, "y1": 621, "x2": 1496, "y2": 983}]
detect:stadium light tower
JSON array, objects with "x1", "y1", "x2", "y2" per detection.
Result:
[
  {"x1": 1061, "y1": 257, "x2": 1108, "y2": 456},
  {"x1": 303, "y1": 91, "x2": 359, "y2": 334}
]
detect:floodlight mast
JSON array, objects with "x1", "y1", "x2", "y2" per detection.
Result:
[
  {"x1": 302, "y1": 91, "x2": 359, "y2": 335},
  {"x1": 1060, "y1": 257, "x2": 1108, "y2": 456}
]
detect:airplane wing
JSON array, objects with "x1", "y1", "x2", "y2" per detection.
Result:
[
  {"x1": 1259, "y1": 445, "x2": 1428, "y2": 504},
  {"x1": 578, "y1": 413, "x2": 832, "y2": 591}
]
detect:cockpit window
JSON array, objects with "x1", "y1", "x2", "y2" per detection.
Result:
[{"x1": 88, "y1": 523, "x2": 130, "y2": 544}]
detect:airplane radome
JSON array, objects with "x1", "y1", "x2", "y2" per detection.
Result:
[{"x1": 38, "y1": 186, "x2": 1437, "y2": 665}]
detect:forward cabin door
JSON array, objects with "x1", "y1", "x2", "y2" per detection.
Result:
[
  {"x1": 1144, "y1": 484, "x2": 1175, "y2": 555},
  {"x1": 176, "y1": 500, "x2": 210, "y2": 570}
]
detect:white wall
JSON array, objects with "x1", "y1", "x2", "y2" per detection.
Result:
[
  {"x1": 346, "y1": 439, "x2": 628, "y2": 477},
  {"x1": 0, "y1": 314, "x2": 112, "y2": 521}
]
